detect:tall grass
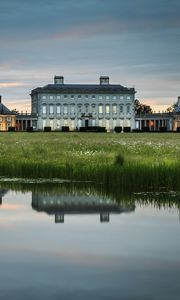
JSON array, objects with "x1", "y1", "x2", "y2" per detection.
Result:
[{"x1": 0, "y1": 132, "x2": 180, "y2": 191}]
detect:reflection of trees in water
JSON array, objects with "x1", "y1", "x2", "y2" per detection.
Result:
[
  {"x1": 0, "y1": 181, "x2": 180, "y2": 210},
  {"x1": 134, "y1": 191, "x2": 180, "y2": 210}
]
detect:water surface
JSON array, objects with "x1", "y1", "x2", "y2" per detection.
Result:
[{"x1": 0, "y1": 182, "x2": 180, "y2": 300}]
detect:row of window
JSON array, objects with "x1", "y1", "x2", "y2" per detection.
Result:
[
  {"x1": 41, "y1": 95, "x2": 132, "y2": 101},
  {"x1": 42, "y1": 104, "x2": 131, "y2": 115},
  {"x1": 42, "y1": 119, "x2": 130, "y2": 128},
  {"x1": 0, "y1": 117, "x2": 11, "y2": 122},
  {"x1": 0, "y1": 123, "x2": 11, "y2": 130}
]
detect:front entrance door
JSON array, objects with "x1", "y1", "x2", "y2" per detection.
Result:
[{"x1": 85, "y1": 119, "x2": 89, "y2": 127}]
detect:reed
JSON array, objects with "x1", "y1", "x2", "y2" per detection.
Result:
[{"x1": 0, "y1": 132, "x2": 180, "y2": 191}]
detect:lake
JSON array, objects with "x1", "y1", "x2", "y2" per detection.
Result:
[{"x1": 0, "y1": 181, "x2": 180, "y2": 300}]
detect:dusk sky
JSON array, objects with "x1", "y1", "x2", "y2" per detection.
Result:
[{"x1": 0, "y1": 0, "x2": 180, "y2": 112}]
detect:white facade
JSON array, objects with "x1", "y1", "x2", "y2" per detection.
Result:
[{"x1": 31, "y1": 76, "x2": 136, "y2": 131}]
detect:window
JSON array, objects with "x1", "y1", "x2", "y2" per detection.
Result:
[
  {"x1": 99, "y1": 96, "x2": 103, "y2": 100},
  {"x1": 85, "y1": 104, "x2": 89, "y2": 113},
  {"x1": 63, "y1": 105, "x2": 68, "y2": 114},
  {"x1": 78, "y1": 119, "x2": 82, "y2": 128},
  {"x1": 127, "y1": 105, "x2": 130, "y2": 113},
  {"x1": 78, "y1": 95, "x2": 82, "y2": 99},
  {"x1": 64, "y1": 95, "x2": 67, "y2": 98},
  {"x1": 56, "y1": 104, "x2": 61, "y2": 114},
  {"x1": 50, "y1": 95, "x2": 53, "y2": 100},
  {"x1": 7, "y1": 117, "x2": 11, "y2": 121},
  {"x1": 99, "y1": 119, "x2": 103, "y2": 127},
  {"x1": 106, "y1": 96, "x2": 110, "y2": 100},
  {"x1": 120, "y1": 105, "x2": 123, "y2": 113},
  {"x1": 42, "y1": 95, "x2": 46, "y2": 100},
  {"x1": 85, "y1": 95, "x2": 88, "y2": 99},
  {"x1": 70, "y1": 104, "x2": 75, "y2": 114},
  {"x1": 92, "y1": 119, "x2": 96, "y2": 126},
  {"x1": 0, "y1": 117, "x2": 2, "y2": 121},
  {"x1": 57, "y1": 120, "x2": 60, "y2": 128},
  {"x1": 120, "y1": 96, "x2": 124, "y2": 100},
  {"x1": 92, "y1": 95, "x2": 95, "y2": 99},
  {"x1": 113, "y1": 119, "x2": 117, "y2": 128},
  {"x1": 71, "y1": 120, "x2": 75, "y2": 129},
  {"x1": 105, "y1": 104, "x2": 110, "y2": 114},
  {"x1": 127, "y1": 96, "x2": 131, "y2": 100},
  {"x1": 43, "y1": 120, "x2": 46, "y2": 128},
  {"x1": 7, "y1": 123, "x2": 11, "y2": 130},
  {"x1": 77, "y1": 104, "x2": 82, "y2": 113},
  {"x1": 49, "y1": 104, "x2": 54, "y2": 114},
  {"x1": 92, "y1": 104, "x2": 96, "y2": 113},
  {"x1": 113, "y1": 96, "x2": 117, "y2": 100},
  {"x1": 106, "y1": 119, "x2": 110, "y2": 129},
  {"x1": 98, "y1": 104, "x2": 103, "y2": 114},
  {"x1": 42, "y1": 104, "x2": 47, "y2": 114},
  {"x1": 112, "y1": 104, "x2": 117, "y2": 114},
  {"x1": 71, "y1": 95, "x2": 74, "y2": 99},
  {"x1": 57, "y1": 95, "x2": 61, "y2": 100}
]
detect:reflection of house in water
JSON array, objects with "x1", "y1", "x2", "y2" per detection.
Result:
[
  {"x1": 0, "y1": 189, "x2": 9, "y2": 205},
  {"x1": 32, "y1": 193, "x2": 135, "y2": 223}
]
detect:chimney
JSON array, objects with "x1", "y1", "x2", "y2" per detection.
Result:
[
  {"x1": 100, "y1": 76, "x2": 110, "y2": 85},
  {"x1": 178, "y1": 96, "x2": 180, "y2": 106},
  {"x1": 0, "y1": 95, "x2": 1, "y2": 104},
  {"x1": 54, "y1": 76, "x2": 64, "y2": 85}
]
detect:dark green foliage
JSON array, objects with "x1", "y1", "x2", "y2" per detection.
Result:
[
  {"x1": 135, "y1": 99, "x2": 153, "y2": 115},
  {"x1": 44, "y1": 126, "x2": 51, "y2": 132},
  {"x1": 114, "y1": 153, "x2": 125, "y2": 166}
]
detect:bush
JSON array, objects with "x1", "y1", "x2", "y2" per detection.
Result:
[
  {"x1": 44, "y1": 127, "x2": 51, "y2": 132},
  {"x1": 123, "y1": 127, "x2": 131, "y2": 132},
  {"x1": 79, "y1": 126, "x2": 106, "y2": 132},
  {"x1": 114, "y1": 153, "x2": 125, "y2": 166},
  {"x1": 142, "y1": 126, "x2": 149, "y2": 132},
  {"x1": 27, "y1": 127, "x2": 33, "y2": 132},
  {"x1": 8, "y1": 127, "x2": 15, "y2": 132},
  {"x1": 159, "y1": 127, "x2": 167, "y2": 132},
  {"x1": 61, "y1": 126, "x2": 69, "y2": 132},
  {"x1": 114, "y1": 126, "x2": 122, "y2": 133},
  {"x1": 132, "y1": 129, "x2": 142, "y2": 132}
]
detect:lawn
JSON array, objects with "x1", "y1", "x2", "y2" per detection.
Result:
[{"x1": 0, "y1": 132, "x2": 180, "y2": 191}]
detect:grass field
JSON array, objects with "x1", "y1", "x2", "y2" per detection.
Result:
[{"x1": 0, "y1": 132, "x2": 180, "y2": 191}]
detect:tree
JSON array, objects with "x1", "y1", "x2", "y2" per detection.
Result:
[
  {"x1": 166, "y1": 98, "x2": 180, "y2": 113},
  {"x1": 135, "y1": 99, "x2": 153, "y2": 115},
  {"x1": 166, "y1": 106, "x2": 173, "y2": 113}
]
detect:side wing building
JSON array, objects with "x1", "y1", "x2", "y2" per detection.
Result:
[
  {"x1": 30, "y1": 76, "x2": 136, "y2": 131},
  {"x1": 0, "y1": 96, "x2": 16, "y2": 131}
]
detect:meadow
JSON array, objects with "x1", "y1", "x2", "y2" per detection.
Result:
[{"x1": 0, "y1": 132, "x2": 180, "y2": 191}]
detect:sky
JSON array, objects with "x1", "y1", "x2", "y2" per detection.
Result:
[{"x1": 0, "y1": 0, "x2": 180, "y2": 112}]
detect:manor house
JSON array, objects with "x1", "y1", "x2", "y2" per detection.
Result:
[{"x1": 30, "y1": 76, "x2": 136, "y2": 131}]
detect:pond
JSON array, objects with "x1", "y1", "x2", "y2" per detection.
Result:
[{"x1": 0, "y1": 180, "x2": 180, "y2": 300}]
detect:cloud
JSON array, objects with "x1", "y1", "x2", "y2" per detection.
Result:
[
  {"x1": 0, "y1": 0, "x2": 180, "y2": 111},
  {"x1": 0, "y1": 82, "x2": 26, "y2": 88},
  {"x1": 0, "y1": 0, "x2": 180, "y2": 42}
]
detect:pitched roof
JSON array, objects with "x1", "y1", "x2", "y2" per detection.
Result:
[
  {"x1": 0, "y1": 103, "x2": 15, "y2": 115},
  {"x1": 31, "y1": 84, "x2": 135, "y2": 95},
  {"x1": 175, "y1": 106, "x2": 180, "y2": 113}
]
